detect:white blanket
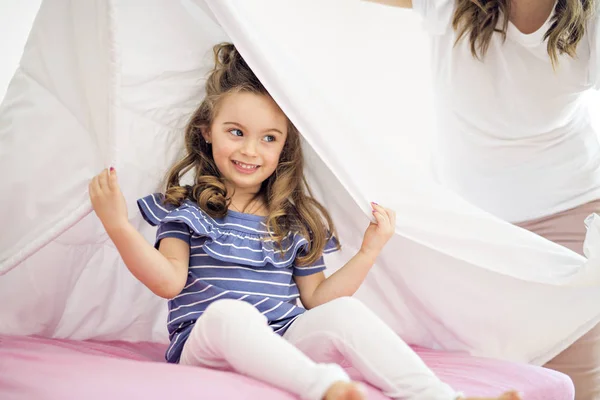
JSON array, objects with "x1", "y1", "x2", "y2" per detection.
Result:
[{"x1": 1, "y1": 0, "x2": 600, "y2": 365}]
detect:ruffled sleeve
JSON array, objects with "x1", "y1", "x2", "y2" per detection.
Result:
[
  {"x1": 154, "y1": 222, "x2": 192, "y2": 247},
  {"x1": 137, "y1": 193, "x2": 195, "y2": 247},
  {"x1": 137, "y1": 193, "x2": 215, "y2": 233},
  {"x1": 292, "y1": 234, "x2": 340, "y2": 276}
]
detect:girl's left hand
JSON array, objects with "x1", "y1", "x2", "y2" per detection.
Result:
[{"x1": 359, "y1": 202, "x2": 396, "y2": 260}]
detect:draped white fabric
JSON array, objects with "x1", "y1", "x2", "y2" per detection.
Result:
[{"x1": 1, "y1": 0, "x2": 600, "y2": 365}]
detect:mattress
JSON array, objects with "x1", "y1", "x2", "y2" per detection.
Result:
[{"x1": 0, "y1": 335, "x2": 574, "y2": 399}]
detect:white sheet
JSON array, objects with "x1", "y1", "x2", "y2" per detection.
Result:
[{"x1": 2, "y1": 0, "x2": 600, "y2": 365}]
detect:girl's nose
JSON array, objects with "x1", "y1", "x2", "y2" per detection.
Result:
[{"x1": 241, "y1": 139, "x2": 258, "y2": 156}]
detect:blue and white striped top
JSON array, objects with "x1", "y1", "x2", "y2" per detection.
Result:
[{"x1": 137, "y1": 193, "x2": 338, "y2": 363}]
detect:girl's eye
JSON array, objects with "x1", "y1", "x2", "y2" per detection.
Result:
[
  {"x1": 229, "y1": 128, "x2": 243, "y2": 137},
  {"x1": 263, "y1": 135, "x2": 276, "y2": 143}
]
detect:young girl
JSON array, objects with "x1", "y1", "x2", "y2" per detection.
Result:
[{"x1": 89, "y1": 43, "x2": 519, "y2": 400}]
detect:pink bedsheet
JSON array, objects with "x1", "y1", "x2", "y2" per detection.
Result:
[{"x1": 0, "y1": 335, "x2": 574, "y2": 399}]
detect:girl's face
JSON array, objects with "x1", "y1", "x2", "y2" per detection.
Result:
[{"x1": 203, "y1": 92, "x2": 288, "y2": 197}]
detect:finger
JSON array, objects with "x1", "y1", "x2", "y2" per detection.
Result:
[
  {"x1": 371, "y1": 202, "x2": 389, "y2": 224},
  {"x1": 98, "y1": 169, "x2": 109, "y2": 191},
  {"x1": 386, "y1": 209, "x2": 396, "y2": 226},
  {"x1": 108, "y1": 167, "x2": 118, "y2": 191},
  {"x1": 373, "y1": 203, "x2": 396, "y2": 228},
  {"x1": 89, "y1": 177, "x2": 101, "y2": 203},
  {"x1": 88, "y1": 179, "x2": 95, "y2": 197},
  {"x1": 373, "y1": 203, "x2": 392, "y2": 215},
  {"x1": 372, "y1": 208, "x2": 386, "y2": 226},
  {"x1": 371, "y1": 202, "x2": 387, "y2": 214},
  {"x1": 92, "y1": 176, "x2": 101, "y2": 195}
]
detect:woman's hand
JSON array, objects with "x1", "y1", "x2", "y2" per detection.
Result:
[
  {"x1": 89, "y1": 168, "x2": 129, "y2": 233},
  {"x1": 359, "y1": 202, "x2": 396, "y2": 260}
]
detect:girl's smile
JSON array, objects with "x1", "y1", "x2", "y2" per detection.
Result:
[{"x1": 232, "y1": 160, "x2": 260, "y2": 174}]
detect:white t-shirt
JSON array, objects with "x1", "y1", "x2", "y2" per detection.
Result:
[{"x1": 413, "y1": 0, "x2": 600, "y2": 222}]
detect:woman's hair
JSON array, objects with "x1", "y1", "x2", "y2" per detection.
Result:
[
  {"x1": 163, "y1": 43, "x2": 338, "y2": 266},
  {"x1": 452, "y1": 0, "x2": 597, "y2": 67}
]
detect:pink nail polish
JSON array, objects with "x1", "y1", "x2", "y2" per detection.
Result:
[
  {"x1": 110, "y1": 167, "x2": 115, "y2": 172},
  {"x1": 371, "y1": 202, "x2": 378, "y2": 205}
]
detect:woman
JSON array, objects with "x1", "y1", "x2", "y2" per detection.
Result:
[{"x1": 367, "y1": 0, "x2": 600, "y2": 398}]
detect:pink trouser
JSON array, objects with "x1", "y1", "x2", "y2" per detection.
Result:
[{"x1": 517, "y1": 200, "x2": 600, "y2": 400}]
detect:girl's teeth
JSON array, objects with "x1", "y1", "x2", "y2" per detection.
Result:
[{"x1": 235, "y1": 161, "x2": 257, "y2": 169}]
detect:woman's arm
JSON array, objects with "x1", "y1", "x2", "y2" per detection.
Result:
[
  {"x1": 296, "y1": 203, "x2": 396, "y2": 309},
  {"x1": 363, "y1": 0, "x2": 413, "y2": 9},
  {"x1": 89, "y1": 168, "x2": 189, "y2": 299}
]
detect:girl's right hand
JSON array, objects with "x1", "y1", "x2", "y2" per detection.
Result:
[{"x1": 89, "y1": 168, "x2": 129, "y2": 233}]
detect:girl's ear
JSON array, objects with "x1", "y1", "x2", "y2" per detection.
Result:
[{"x1": 200, "y1": 126, "x2": 212, "y2": 144}]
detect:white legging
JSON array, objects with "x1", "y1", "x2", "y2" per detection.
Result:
[{"x1": 179, "y1": 297, "x2": 459, "y2": 400}]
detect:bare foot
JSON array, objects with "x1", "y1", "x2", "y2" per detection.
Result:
[
  {"x1": 323, "y1": 381, "x2": 366, "y2": 400},
  {"x1": 463, "y1": 390, "x2": 522, "y2": 400}
]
